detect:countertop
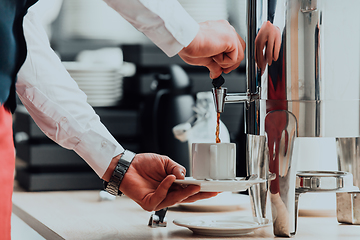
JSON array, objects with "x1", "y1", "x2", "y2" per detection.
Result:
[{"x1": 12, "y1": 190, "x2": 360, "y2": 240}]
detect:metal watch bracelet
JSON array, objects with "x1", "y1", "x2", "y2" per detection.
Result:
[{"x1": 103, "y1": 150, "x2": 136, "y2": 196}]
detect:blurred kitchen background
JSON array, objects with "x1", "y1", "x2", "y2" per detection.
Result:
[
  {"x1": 13, "y1": 0, "x2": 249, "y2": 192},
  {"x1": 13, "y1": 0, "x2": 360, "y2": 192}
]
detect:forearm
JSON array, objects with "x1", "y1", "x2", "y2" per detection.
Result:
[
  {"x1": 103, "y1": 0, "x2": 199, "y2": 57},
  {"x1": 17, "y1": 8, "x2": 124, "y2": 178},
  {"x1": 102, "y1": 154, "x2": 121, "y2": 182}
]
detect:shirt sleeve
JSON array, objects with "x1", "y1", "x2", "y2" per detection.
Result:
[
  {"x1": 103, "y1": 0, "x2": 199, "y2": 57},
  {"x1": 16, "y1": 9, "x2": 124, "y2": 178}
]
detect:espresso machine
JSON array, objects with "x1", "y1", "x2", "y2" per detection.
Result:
[{"x1": 213, "y1": 0, "x2": 359, "y2": 237}]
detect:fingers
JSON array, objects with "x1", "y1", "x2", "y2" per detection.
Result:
[
  {"x1": 265, "y1": 27, "x2": 281, "y2": 66},
  {"x1": 212, "y1": 50, "x2": 238, "y2": 68},
  {"x1": 211, "y1": 37, "x2": 245, "y2": 77},
  {"x1": 152, "y1": 175, "x2": 176, "y2": 199},
  {"x1": 212, "y1": 35, "x2": 245, "y2": 73},
  {"x1": 207, "y1": 59, "x2": 224, "y2": 79},
  {"x1": 168, "y1": 164, "x2": 186, "y2": 180},
  {"x1": 179, "y1": 54, "x2": 222, "y2": 79},
  {"x1": 266, "y1": 34, "x2": 275, "y2": 66},
  {"x1": 255, "y1": 21, "x2": 282, "y2": 71},
  {"x1": 154, "y1": 185, "x2": 201, "y2": 211},
  {"x1": 273, "y1": 31, "x2": 282, "y2": 61},
  {"x1": 255, "y1": 38, "x2": 267, "y2": 71},
  {"x1": 171, "y1": 167, "x2": 186, "y2": 179},
  {"x1": 222, "y1": 62, "x2": 241, "y2": 74},
  {"x1": 255, "y1": 25, "x2": 266, "y2": 70},
  {"x1": 239, "y1": 35, "x2": 246, "y2": 51},
  {"x1": 178, "y1": 20, "x2": 246, "y2": 78},
  {"x1": 180, "y1": 192, "x2": 219, "y2": 203},
  {"x1": 146, "y1": 175, "x2": 176, "y2": 210},
  {"x1": 161, "y1": 155, "x2": 186, "y2": 179},
  {"x1": 255, "y1": 21, "x2": 281, "y2": 71}
]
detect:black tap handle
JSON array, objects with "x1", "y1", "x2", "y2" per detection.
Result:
[
  {"x1": 212, "y1": 75, "x2": 225, "y2": 89},
  {"x1": 156, "y1": 208, "x2": 168, "y2": 223}
]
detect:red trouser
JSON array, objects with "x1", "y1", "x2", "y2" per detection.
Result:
[{"x1": 0, "y1": 105, "x2": 15, "y2": 240}]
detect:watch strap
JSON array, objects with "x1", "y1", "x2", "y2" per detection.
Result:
[{"x1": 104, "y1": 150, "x2": 136, "y2": 196}]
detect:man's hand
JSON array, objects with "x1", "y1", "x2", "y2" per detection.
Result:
[
  {"x1": 178, "y1": 20, "x2": 246, "y2": 79},
  {"x1": 119, "y1": 153, "x2": 218, "y2": 211},
  {"x1": 255, "y1": 21, "x2": 281, "y2": 75}
]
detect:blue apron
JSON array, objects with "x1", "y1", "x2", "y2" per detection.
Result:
[{"x1": 0, "y1": 0, "x2": 38, "y2": 113}]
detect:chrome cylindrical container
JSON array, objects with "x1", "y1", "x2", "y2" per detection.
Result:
[
  {"x1": 246, "y1": 0, "x2": 360, "y2": 138},
  {"x1": 244, "y1": 0, "x2": 360, "y2": 237}
]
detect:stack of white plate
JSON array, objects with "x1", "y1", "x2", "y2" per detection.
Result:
[
  {"x1": 62, "y1": 61, "x2": 135, "y2": 107},
  {"x1": 178, "y1": 0, "x2": 228, "y2": 23}
]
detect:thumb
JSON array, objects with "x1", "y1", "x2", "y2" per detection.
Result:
[
  {"x1": 147, "y1": 174, "x2": 176, "y2": 210},
  {"x1": 171, "y1": 166, "x2": 186, "y2": 179},
  {"x1": 164, "y1": 157, "x2": 186, "y2": 179}
]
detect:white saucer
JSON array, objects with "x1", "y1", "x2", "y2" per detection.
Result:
[
  {"x1": 178, "y1": 192, "x2": 250, "y2": 212},
  {"x1": 174, "y1": 177, "x2": 267, "y2": 192},
  {"x1": 173, "y1": 215, "x2": 271, "y2": 236}
]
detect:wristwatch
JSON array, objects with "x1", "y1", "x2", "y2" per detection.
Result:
[{"x1": 103, "y1": 150, "x2": 136, "y2": 196}]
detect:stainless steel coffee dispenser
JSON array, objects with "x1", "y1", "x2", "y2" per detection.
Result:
[{"x1": 213, "y1": 0, "x2": 360, "y2": 237}]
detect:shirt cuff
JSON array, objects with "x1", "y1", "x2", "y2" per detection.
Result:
[
  {"x1": 140, "y1": 2, "x2": 200, "y2": 57},
  {"x1": 73, "y1": 129, "x2": 124, "y2": 177}
]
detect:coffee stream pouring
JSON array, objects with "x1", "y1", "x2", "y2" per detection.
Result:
[
  {"x1": 173, "y1": 91, "x2": 230, "y2": 174},
  {"x1": 212, "y1": 0, "x2": 360, "y2": 237}
]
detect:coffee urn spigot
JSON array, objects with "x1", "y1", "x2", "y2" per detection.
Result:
[
  {"x1": 212, "y1": 87, "x2": 260, "y2": 113},
  {"x1": 212, "y1": 87, "x2": 227, "y2": 113}
]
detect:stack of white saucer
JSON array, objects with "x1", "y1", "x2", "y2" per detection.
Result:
[
  {"x1": 63, "y1": 62, "x2": 121, "y2": 107},
  {"x1": 62, "y1": 48, "x2": 136, "y2": 107}
]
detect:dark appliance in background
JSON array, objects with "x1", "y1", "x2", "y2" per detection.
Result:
[{"x1": 140, "y1": 65, "x2": 195, "y2": 172}]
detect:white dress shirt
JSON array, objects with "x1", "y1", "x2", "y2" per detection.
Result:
[{"x1": 16, "y1": 0, "x2": 199, "y2": 177}]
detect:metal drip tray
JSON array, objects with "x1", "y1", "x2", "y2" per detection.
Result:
[{"x1": 296, "y1": 171, "x2": 356, "y2": 193}]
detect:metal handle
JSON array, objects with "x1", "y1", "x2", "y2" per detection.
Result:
[
  {"x1": 148, "y1": 208, "x2": 168, "y2": 228},
  {"x1": 212, "y1": 87, "x2": 260, "y2": 113}
]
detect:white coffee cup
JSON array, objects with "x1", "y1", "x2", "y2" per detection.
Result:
[{"x1": 192, "y1": 143, "x2": 236, "y2": 180}]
